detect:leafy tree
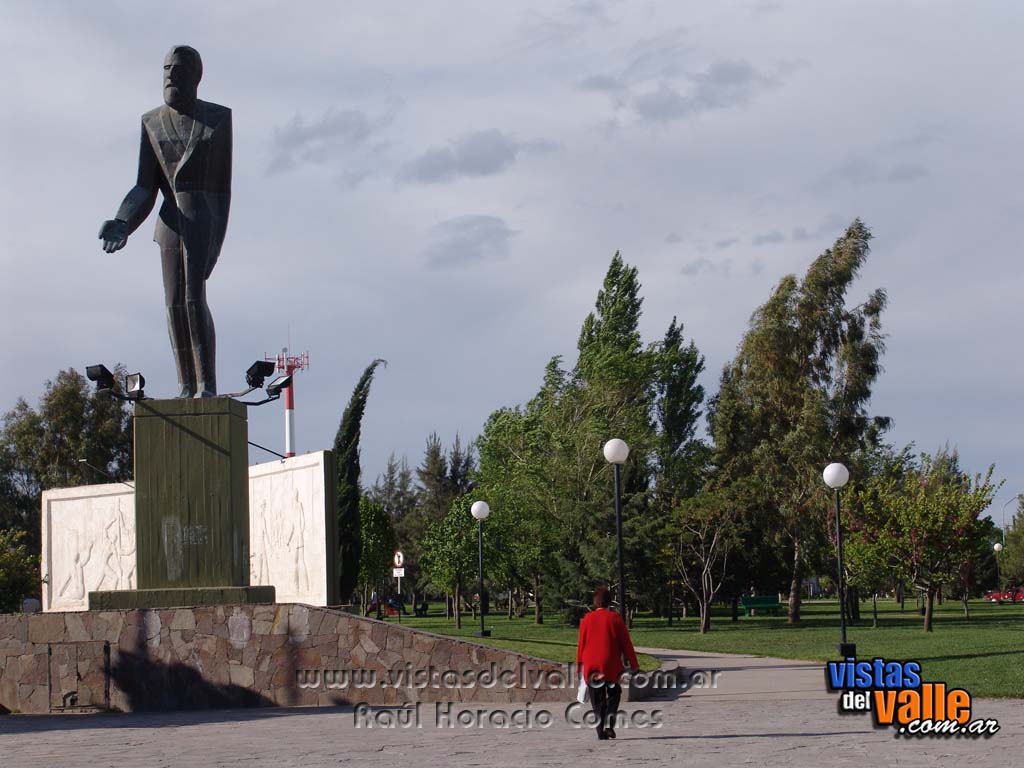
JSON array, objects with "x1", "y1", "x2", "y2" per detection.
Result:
[
  {"x1": 1001, "y1": 498, "x2": 1024, "y2": 589},
  {"x1": 647, "y1": 317, "x2": 709, "y2": 616},
  {"x1": 652, "y1": 316, "x2": 707, "y2": 502},
  {"x1": 396, "y1": 433, "x2": 473, "y2": 608},
  {"x1": 669, "y1": 488, "x2": 742, "y2": 633},
  {"x1": 419, "y1": 495, "x2": 478, "y2": 628},
  {"x1": 0, "y1": 528, "x2": 39, "y2": 613},
  {"x1": 475, "y1": 404, "x2": 555, "y2": 624},
  {"x1": 955, "y1": 516, "x2": 1001, "y2": 617},
  {"x1": 1, "y1": 367, "x2": 132, "y2": 555},
  {"x1": 553, "y1": 253, "x2": 657, "y2": 621},
  {"x1": 357, "y1": 495, "x2": 397, "y2": 608},
  {"x1": 334, "y1": 359, "x2": 386, "y2": 603},
  {"x1": 709, "y1": 220, "x2": 889, "y2": 623},
  {"x1": 843, "y1": 524, "x2": 891, "y2": 628},
  {"x1": 849, "y1": 448, "x2": 1001, "y2": 631},
  {"x1": 475, "y1": 253, "x2": 701, "y2": 625}
]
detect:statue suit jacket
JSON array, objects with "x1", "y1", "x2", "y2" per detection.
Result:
[{"x1": 118, "y1": 99, "x2": 232, "y2": 276}]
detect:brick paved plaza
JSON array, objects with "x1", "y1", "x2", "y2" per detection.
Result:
[{"x1": 2, "y1": 648, "x2": 1018, "y2": 767}]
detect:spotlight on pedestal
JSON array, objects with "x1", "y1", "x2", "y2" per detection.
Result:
[
  {"x1": 246, "y1": 360, "x2": 276, "y2": 389},
  {"x1": 266, "y1": 375, "x2": 293, "y2": 399},
  {"x1": 125, "y1": 373, "x2": 146, "y2": 400},
  {"x1": 86, "y1": 364, "x2": 116, "y2": 392}
]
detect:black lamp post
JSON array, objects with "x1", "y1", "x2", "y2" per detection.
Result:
[
  {"x1": 471, "y1": 500, "x2": 491, "y2": 637},
  {"x1": 824, "y1": 462, "x2": 855, "y2": 658},
  {"x1": 603, "y1": 439, "x2": 630, "y2": 619}
]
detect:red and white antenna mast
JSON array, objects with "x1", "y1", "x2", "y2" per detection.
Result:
[{"x1": 267, "y1": 347, "x2": 309, "y2": 458}]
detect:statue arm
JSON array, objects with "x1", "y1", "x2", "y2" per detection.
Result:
[
  {"x1": 99, "y1": 122, "x2": 160, "y2": 252},
  {"x1": 205, "y1": 109, "x2": 232, "y2": 279}
]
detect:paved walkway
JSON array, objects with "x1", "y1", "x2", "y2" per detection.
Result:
[{"x1": 1, "y1": 646, "x2": 1019, "y2": 767}]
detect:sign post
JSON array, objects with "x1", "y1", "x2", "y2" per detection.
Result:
[{"x1": 392, "y1": 551, "x2": 405, "y2": 624}]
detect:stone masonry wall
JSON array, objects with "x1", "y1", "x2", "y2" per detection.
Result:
[{"x1": 0, "y1": 605, "x2": 573, "y2": 714}]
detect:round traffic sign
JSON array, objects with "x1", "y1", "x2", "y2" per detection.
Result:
[{"x1": 393, "y1": 550, "x2": 404, "y2": 568}]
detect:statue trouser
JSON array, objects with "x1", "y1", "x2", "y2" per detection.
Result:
[{"x1": 162, "y1": 244, "x2": 216, "y2": 398}]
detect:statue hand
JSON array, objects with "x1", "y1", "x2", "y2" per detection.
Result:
[{"x1": 99, "y1": 219, "x2": 129, "y2": 253}]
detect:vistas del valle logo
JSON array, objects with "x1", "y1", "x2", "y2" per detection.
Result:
[{"x1": 826, "y1": 658, "x2": 1000, "y2": 738}]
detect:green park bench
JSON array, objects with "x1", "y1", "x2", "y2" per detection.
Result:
[{"x1": 740, "y1": 595, "x2": 782, "y2": 616}]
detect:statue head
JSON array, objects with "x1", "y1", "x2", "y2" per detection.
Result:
[{"x1": 163, "y1": 45, "x2": 203, "y2": 110}]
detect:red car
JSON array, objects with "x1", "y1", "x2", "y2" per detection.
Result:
[{"x1": 984, "y1": 588, "x2": 1024, "y2": 602}]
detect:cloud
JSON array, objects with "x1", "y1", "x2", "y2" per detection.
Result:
[
  {"x1": 579, "y1": 74, "x2": 626, "y2": 93},
  {"x1": 715, "y1": 237, "x2": 739, "y2": 250},
  {"x1": 682, "y1": 256, "x2": 732, "y2": 276},
  {"x1": 423, "y1": 215, "x2": 520, "y2": 269},
  {"x1": 751, "y1": 230, "x2": 785, "y2": 246},
  {"x1": 886, "y1": 163, "x2": 929, "y2": 182},
  {"x1": 399, "y1": 130, "x2": 558, "y2": 184},
  {"x1": 633, "y1": 59, "x2": 775, "y2": 122},
  {"x1": 664, "y1": 232, "x2": 682, "y2": 244},
  {"x1": 817, "y1": 157, "x2": 929, "y2": 189},
  {"x1": 622, "y1": 26, "x2": 690, "y2": 81},
  {"x1": 267, "y1": 108, "x2": 374, "y2": 175},
  {"x1": 791, "y1": 213, "x2": 853, "y2": 243}
]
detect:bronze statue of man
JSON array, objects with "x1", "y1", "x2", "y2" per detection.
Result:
[{"x1": 100, "y1": 45, "x2": 231, "y2": 398}]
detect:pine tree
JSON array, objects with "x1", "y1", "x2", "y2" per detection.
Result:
[
  {"x1": 447, "y1": 434, "x2": 474, "y2": 498},
  {"x1": 416, "y1": 433, "x2": 449, "y2": 523}
]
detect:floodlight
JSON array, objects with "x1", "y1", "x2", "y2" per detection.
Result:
[
  {"x1": 265, "y1": 375, "x2": 293, "y2": 398},
  {"x1": 246, "y1": 360, "x2": 276, "y2": 388},
  {"x1": 86, "y1": 364, "x2": 115, "y2": 391},
  {"x1": 125, "y1": 372, "x2": 146, "y2": 400}
]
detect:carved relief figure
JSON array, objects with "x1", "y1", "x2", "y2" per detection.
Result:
[{"x1": 58, "y1": 532, "x2": 94, "y2": 601}]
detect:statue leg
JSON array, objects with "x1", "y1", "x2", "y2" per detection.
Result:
[
  {"x1": 161, "y1": 245, "x2": 197, "y2": 398},
  {"x1": 185, "y1": 248, "x2": 216, "y2": 398}
]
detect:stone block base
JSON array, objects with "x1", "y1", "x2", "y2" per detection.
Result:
[{"x1": 88, "y1": 586, "x2": 276, "y2": 610}]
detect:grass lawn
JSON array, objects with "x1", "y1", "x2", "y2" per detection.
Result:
[
  {"x1": 390, "y1": 611, "x2": 662, "y2": 672},
  {"x1": 390, "y1": 599, "x2": 1024, "y2": 698}
]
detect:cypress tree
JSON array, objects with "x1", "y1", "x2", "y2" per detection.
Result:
[{"x1": 335, "y1": 358, "x2": 386, "y2": 603}]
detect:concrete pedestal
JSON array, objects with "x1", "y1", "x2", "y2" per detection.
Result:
[{"x1": 89, "y1": 397, "x2": 274, "y2": 609}]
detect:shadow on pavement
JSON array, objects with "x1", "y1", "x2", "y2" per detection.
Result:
[{"x1": 0, "y1": 704, "x2": 355, "y2": 735}]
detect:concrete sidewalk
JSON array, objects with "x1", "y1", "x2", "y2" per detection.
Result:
[
  {"x1": 634, "y1": 645, "x2": 836, "y2": 701},
  {"x1": 1, "y1": 647, "x2": 1019, "y2": 767}
]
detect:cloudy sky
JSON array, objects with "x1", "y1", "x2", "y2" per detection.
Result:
[{"x1": 2, "y1": 1, "x2": 1021, "y2": 523}]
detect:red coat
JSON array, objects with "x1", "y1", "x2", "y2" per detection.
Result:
[{"x1": 576, "y1": 608, "x2": 640, "y2": 683}]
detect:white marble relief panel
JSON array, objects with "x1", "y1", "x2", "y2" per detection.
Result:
[
  {"x1": 41, "y1": 485, "x2": 136, "y2": 611},
  {"x1": 248, "y1": 452, "x2": 330, "y2": 606},
  {"x1": 40, "y1": 452, "x2": 333, "y2": 611}
]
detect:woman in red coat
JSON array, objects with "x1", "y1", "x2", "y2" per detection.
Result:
[{"x1": 576, "y1": 586, "x2": 641, "y2": 740}]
